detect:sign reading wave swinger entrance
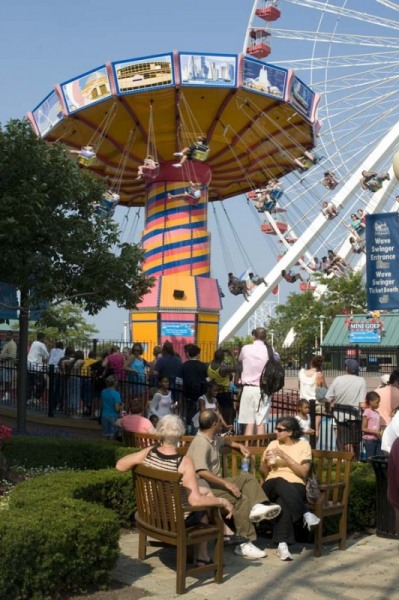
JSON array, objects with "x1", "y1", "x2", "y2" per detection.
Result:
[{"x1": 366, "y1": 212, "x2": 399, "y2": 310}]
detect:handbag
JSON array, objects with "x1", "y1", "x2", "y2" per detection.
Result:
[{"x1": 305, "y1": 471, "x2": 320, "y2": 505}]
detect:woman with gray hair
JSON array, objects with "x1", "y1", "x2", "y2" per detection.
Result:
[{"x1": 116, "y1": 414, "x2": 234, "y2": 565}]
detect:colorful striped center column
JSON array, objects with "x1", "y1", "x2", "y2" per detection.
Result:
[{"x1": 142, "y1": 162, "x2": 212, "y2": 277}]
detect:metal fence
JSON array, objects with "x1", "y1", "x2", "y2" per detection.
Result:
[{"x1": 0, "y1": 363, "x2": 366, "y2": 458}]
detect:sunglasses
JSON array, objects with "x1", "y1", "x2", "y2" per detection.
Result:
[{"x1": 275, "y1": 427, "x2": 288, "y2": 432}]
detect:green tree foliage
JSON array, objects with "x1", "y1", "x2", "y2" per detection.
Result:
[
  {"x1": 268, "y1": 273, "x2": 367, "y2": 348},
  {"x1": 0, "y1": 119, "x2": 151, "y2": 314},
  {"x1": 0, "y1": 119, "x2": 153, "y2": 431},
  {"x1": 34, "y1": 302, "x2": 99, "y2": 344}
]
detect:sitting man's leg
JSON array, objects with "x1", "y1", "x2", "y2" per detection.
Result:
[{"x1": 210, "y1": 473, "x2": 280, "y2": 540}]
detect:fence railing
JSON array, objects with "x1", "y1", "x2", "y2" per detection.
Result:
[{"x1": 0, "y1": 363, "x2": 369, "y2": 458}]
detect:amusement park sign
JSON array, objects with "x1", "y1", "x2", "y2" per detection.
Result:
[
  {"x1": 366, "y1": 213, "x2": 399, "y2": 310},
  {"x1": 347, "y1": 320, "x2": 382, "y2": 344}
]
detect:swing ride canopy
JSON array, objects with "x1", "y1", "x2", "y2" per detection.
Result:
[{"x1": 28, "y1": 50, "x2": 320, "y2": 204}]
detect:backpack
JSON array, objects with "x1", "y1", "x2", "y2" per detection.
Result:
[{"x1": 259, "y1": 343, "x2": 285, "y2": 398}]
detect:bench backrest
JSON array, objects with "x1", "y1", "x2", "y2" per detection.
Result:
[
  {"x1": 312, "y1": 449, "x2": 354, "y2": 507},
  {"x1": 134, "y1": 464, "x2": 186, "y2": 537}
]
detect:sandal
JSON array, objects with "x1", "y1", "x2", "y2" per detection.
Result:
[{"x1": 195, "y1": 558, "x2": 213, "y2": 567}]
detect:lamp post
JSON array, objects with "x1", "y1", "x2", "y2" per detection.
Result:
[
  {"x1": 269, "y1": 329, "x2": 275, "y2": 347},
  {"x1": 319, "y1": 315, "x2": 325, "y2": 353},
  {"x1": 123, "y1": 321, "x2": 128, "y2": 345}
]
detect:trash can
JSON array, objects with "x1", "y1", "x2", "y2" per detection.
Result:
[{"x1": 369, "y1": 456, "x2": 399, "y2": 539}]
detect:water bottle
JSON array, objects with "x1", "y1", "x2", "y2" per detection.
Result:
[{"x1": 241, "y1": 455, "x2": 250, "y2": 473}]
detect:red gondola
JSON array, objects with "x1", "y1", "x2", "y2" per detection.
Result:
[
  {"x1": 299, "y1": 282, "x2": 316, "y2": 293},
  {"x1": 261, "y1": 221, "x2": 288, "y2": 234},
  {"x1": 256, "y1": 6, "x2": 281, "y2": 22},
  {"x1": 247, "y1": 29, "x2": 271, "y2": 59},
  {"x1": 283, "y1": 236, "x2": 297, "y2": 244}
]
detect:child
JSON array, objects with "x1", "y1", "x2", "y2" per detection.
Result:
[
  {"x1": 191, "y1": 380, "x2": 232, "y2": 432},
  {"x1": 100, "y1": 375, "x2": 122, "y2": 440},
  {"x1": 148, "y1": 377, "x2": 174, "y2": 419},
  {"x1": 362, "y1": 391, "x2": 382, "y2": 458},
  {"x1": 295, "y1": 399, "x2": 315, "y2": 441}
]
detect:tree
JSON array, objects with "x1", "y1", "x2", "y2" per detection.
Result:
[
  {"x1": 34, "y1": 302, "x2": 99, "y2": 345},
  {"x1": 320, "y1": 272, "x2": 367, "y2": 318},
  {"x1": 0, "y1": 119, "x2": 153, "y2": 432},
  {"x1": 267, "y1": 273, "x2": 367, "y2": 350},
  {"x1": 268, "y1": 291, "x2": 324, "y2": 349}
]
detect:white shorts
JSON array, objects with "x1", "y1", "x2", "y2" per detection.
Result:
[{"x1": 238, "y1": 386, "x2": 271, "y2": 426}]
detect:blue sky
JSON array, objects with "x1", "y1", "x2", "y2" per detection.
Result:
[{"x1": 1, "y1": 1, "x2": 387, "y2": 341}]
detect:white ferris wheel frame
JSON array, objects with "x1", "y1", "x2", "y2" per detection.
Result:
[{"x1": 219, "y1": 0, "x2": 399, "y2": 343}]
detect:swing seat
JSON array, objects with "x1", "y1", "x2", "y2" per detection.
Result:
[
  {"x1": 246, "y1": 191, "x2": 258, "y2": 201},
  {"x1": 94, "y1": 205, "x2": 111, "y2": 218},
  {"x1": 78, "y1": 154, "x2": 96, "y2": 167},
  {"x1": 323, "y1": 180, "x2": 338, "y2": 190},
  {"x1": 186, "y1": 186, "x2": 201, "y2": 200},
  {"x1": 191, "y1": 147, "x2": 210, "y2": 161},
  {"x1": 103, "y1": 190, "x2": 120, "y2": 204},
  {"x1": 102, "y1": 198, "x2": 119, "y2": 213},
  {"x1": 270, "y1": 188, "x2": 283, "y2": 200},
  {"x1": 142, "y1": 163, "x2": 160, "y2": 179},
  {"x1": 263, "y1": 201, "x2": 277, "y2": 212},
  {"x1": 256, "y1": 7, "x2": 281, "y2": 22},
  {"x1": 367, "y1": 181, "x2": 382, "y2": 192}
]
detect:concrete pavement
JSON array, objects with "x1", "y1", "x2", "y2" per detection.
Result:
[{"x1": 112, "y1": 530, "x2": 399, "y2": 599}]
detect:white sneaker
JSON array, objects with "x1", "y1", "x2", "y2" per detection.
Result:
[
  {"x1": 249, "y1": 503, "x2": 281, "y2": 522},
  {"x1": 1, "y1": 392, "x2": 9, "y2": 401},
  {"x1": 172, "y1": 163, "x2": 182, "y2": 168},
  {"x1": 234, "y1": 541, "x2": 266, "y2": 559},
  {"x1": 303, "y1": 511, "x2": 321, "y2": 530},
  {"x1": 276, "y1": 542, "x2": 293, "y2": 561}
]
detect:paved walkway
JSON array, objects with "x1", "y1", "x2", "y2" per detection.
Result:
[{"x1": 112, "y1": 530, "x2": 399, "y2": 599}]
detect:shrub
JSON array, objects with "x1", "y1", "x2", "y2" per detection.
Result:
[
  {"x1": 0, "y1": 436, "x2": 139, "y2": 600},
  {"x1": 0, "y1": 468, "x2": 135, "y2": 600},
  {"x1": 348, "y1": 461, "x2": 376, "y2": 532},
  {"x1": 2, "y1": 436, "x2": 129, "y2": 470}
]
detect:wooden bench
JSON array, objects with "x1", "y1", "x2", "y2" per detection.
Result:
[
  {"x1": 222, "y1": 444, "x2": 353, "y2": 557},
  {"x1": 134, "y1": 464, "x2": 224, "y2": 595},
  {"x1": 220, "y1": 433, "x2": 275, "y2": 480},
  {"x1": 312, "y1": 449, "x2": 354, "y2": 557},
  {"x1": 123, "y1": 431, "x2": 194, "y2": 452}
]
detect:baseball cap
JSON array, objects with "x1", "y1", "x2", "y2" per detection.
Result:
[
  {"x1": 381, "y1": 374, "x2": 390, "y2": 385},
  {"x1": 345, "y1": 358, "x2": 359, "y2": 373}
]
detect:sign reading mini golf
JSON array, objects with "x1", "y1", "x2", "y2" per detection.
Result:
[
  {"x1": 347, "y1": 319, "x2": 382, "y2": 344},
  {"x1": 366, "y1": 212, "x2": 399, "y2": 310}
]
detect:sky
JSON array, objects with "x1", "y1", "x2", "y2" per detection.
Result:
[{"x1": 0, "y1": 1, "x2": 392, "y2": 341}]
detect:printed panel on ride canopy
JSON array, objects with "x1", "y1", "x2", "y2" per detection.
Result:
[
  {"x1": 242, "y1": 56, "x2": 287, "y2": 101},
  {"x1": 179, "y1": 52, "x2": 237, "y2": 88},
  {"x1": 60, "y1": 65, "x2": 112, "y2": 114},
  {"x1": 288, "y1": 75, "x2": 317, "y2": 120},
  {"x1": 30, "y1": 90, "x2": 64, "y2": 137},
  {"x1": 112, "y1": 53, "x2": 174, "y2": 95}
]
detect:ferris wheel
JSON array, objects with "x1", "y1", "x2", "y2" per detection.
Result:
[{"x1": 219, "y1": 0, "x2": 399, "y2": 342}]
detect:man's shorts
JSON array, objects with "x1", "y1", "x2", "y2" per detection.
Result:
[{"x1": 238, "y1": 385, "x2": 271, "y2": 426}]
